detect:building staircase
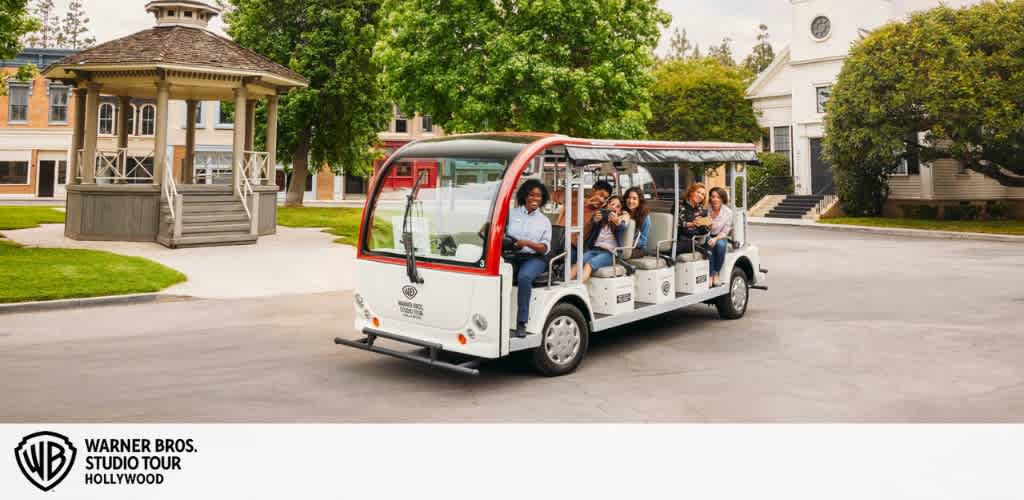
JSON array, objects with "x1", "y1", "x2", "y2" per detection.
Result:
[
  {"x1": 765, "y1": 194, "x2": 828, "y2": 219},
  {"x1": 158, "y1": 185, "x2": 257, "y2": 248}
]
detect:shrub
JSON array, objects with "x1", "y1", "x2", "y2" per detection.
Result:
[
  {"x1": 748, "y1": 152, "x2": 793, "y2": 206},
  {"x1": 985, "y1": 201, "x2": 1014, "y2": 220},
  {"x1": 943, "y1": 203, "x2": 982, "y2": 221},
  {"x1": 900, "y1": 204, "x2": 939, "y2": 219}
]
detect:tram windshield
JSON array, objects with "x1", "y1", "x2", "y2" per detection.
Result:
[{"x1": 365, "y1": 157, "x2": 508, "y2": 266}]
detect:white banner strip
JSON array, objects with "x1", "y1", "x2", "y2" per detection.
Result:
[{"x1": 1, "y1": 425, "x2": 1021, "y2": 499}]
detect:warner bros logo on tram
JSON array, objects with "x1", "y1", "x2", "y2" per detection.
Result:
[{"x1": 14, "y1": 431, "x2": 78, "y2": 492}]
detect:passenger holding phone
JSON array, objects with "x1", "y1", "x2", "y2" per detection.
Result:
[
  {"x1": 573, "y1": 195, "x2": 630, "y2": 283},
  {"x1": 677, "y1": 182, "x2": 710, "y2": 255}
]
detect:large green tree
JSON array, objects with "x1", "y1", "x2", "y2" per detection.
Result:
[
  {"x1": 825, "y1": 0, "x2": 1024, "y2": 214},
  {"x1": 57, "y1": 0, "x2": 95, "y2": 49},
  {"x1": 647, "y1": 57, "x2": 761, "y2": 143},
  {"x1": 376, "y1": 0, "x2": 670, "y2": 139},
  {"x1": 742, "y1": 24, "x2": 775, "y2": 75},
  {"x1": 21, "y1": 0, "x2": 57, "y2": 49},
  {"x1": 1, "y1": 0, "x2": 39, "y2": 59},
  {"x1": 224, "y1": 0, "x2": 391, "y2": 206}
]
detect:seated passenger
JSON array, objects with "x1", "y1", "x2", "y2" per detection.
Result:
[
  {"x1": 676, "y1": 182, "x2": 710, "y2": 254},
  {"x1": 705, "y1": 187, "x2": 734, "y2": 287},
  {"x1": 624, "y1": 187, "x2": 651, "y2": 256},
  {"x1": 574, "y1": 195, "x2": 629, "y2": 283},
  {"x1": 507, "y1": 179, "x2": 552, "y2": 338},
  {"x1": 556, "y1": 180, "x2": 613, "y2": 259}
]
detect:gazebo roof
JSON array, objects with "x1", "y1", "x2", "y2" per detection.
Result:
[{"x1": 43, "y1": 25, "x2": 307, "y2": 90}]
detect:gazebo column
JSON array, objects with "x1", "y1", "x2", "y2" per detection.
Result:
[
  {"x1": 69, "y1": 87, "x2": 86, "y2": 184},
  {"x1": 184, "y1": 100, "x2": 198, "y2": 184},
  {"x1": 152, "y1": 81, "x2": 170, "y2": 186},
  {"x1": 265, "y1": 94, "x2": 279, "y2": 186},
  {"x1": 245, "y1": 98, "x2": 257, "y2": 183},
  {"x1": 81, "y1": 82, "x2": 102, "y2": 184},
  {"x1": 231, "y1": 86, "x2": 248, "y2": 195},
  {"x1": 116, "y1": 96, "x2": 131, "y2": 183}
]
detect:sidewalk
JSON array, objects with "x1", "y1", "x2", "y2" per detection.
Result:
[
  {"x1": 2, "y1": 224, "x2": 358, "y2": 299},
  {"x1": 749, "y1": 217, "x2": 1024, "y2": 243}
]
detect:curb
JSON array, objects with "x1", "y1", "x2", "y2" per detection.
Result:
[
  {"x1": 0, "y1": 293, "x2": 192, "y2": 315},
  {"x1": 750, "y1": 220, "x2": 1024, "y2": 243}
]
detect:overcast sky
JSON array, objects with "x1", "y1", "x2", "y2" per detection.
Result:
[{"x1": 62, "y1": 0, "x2": 980, "y2": 61}]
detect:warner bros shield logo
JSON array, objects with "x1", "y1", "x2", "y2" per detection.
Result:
[{"x1": 15, "y1": 431, "x2": 77, "y2": 492}]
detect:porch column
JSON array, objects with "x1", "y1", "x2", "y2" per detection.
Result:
[
  {"x1": 81, "y1": 82, "x2": 102, "y2": 184},
  {"x1": 232, "y1": 85, "x2": 249, "y2": 195},
  {"x1": 116, "y1": 96, "x2": 131, "y2": 183},
  {"x1": 152, "y1": 81, "x2": 170, "y2": 186},
  {"x1": 265, "y1": 94, "x2": 279, "y2": 186},
  {"x1": 244, "y1": 98, "x2": 257, "y2": 183},
  {"x1": 184, "y1": 100, "x2": 198, "y2": 184},
  {"x1": 69, "y1": 87, "x2": 87, "y2": 184}
]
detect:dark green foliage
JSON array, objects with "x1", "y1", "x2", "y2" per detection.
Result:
[
  {"x1": 748, "y1": 152, "x2": 792, "y2": 205},
  {"x1": 376, "y1": 0, "x2": 670, "y2": 138},
  {"x1": 985, "y1": 201, "x2": 1015, "y2": 220},
  {"x1": 900, "y1": 204, "x2": 939, "y2": 220},
  {"x1": 648, "y1": 58, "x2": 761, "y2": 143},
  {"x1": 826, "y1": 1, "x2": 1024, "y2": 216},
  {"x1": 943, "y1": 203, "x2": 982, "y2": 221},
  {"x1": 0, "y1": 0, "x2": 40, "y2": 59},
  {"x1": 225, "y1": 0, "x2": 391, "y2": 205}
]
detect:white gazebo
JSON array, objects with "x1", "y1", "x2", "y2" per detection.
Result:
[{"x1": 43, "y1": 0, "x2": 307, "y2": 247}]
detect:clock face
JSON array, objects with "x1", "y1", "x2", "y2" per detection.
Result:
[{"x1": 811, "y1": 16, "x2": 831, "y2": 40}]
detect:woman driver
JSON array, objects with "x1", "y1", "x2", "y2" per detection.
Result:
[{"x1": 506, "y1": 179, "x2": 552, "y2": 338}]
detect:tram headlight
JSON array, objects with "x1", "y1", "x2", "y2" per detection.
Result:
[
  {"x1": 354, "y1": 293, "x2": 365, "y2": 309},
  {"x1": 472, "y1": 313, "x2": 488, "y2": 331}
]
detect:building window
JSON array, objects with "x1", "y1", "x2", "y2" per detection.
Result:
[
  {"x1": 126, "y1": 104, "x2": 137, "y2": 135},
  {"x1": 772, "y1": 126, "x2": 791, "y2": 156},
  {"x1": 394, "y1": 106, "x2": 407, "y2": 133},
  {"x1": 421, "y1": 115, "x2": 433, "y2": 133},
  {"x1": 48, "y1": 84, "x2": 69, "y2": 123},
  {"x1": 0, "y1": 161, "x2": 29, "y2": 184},
  {"x1": 139, "y1": 104, "x2": 156, "y2": 136},
  {"x1": 760, "y1": 128, "x2": 771, "y2": 151},
  {"x1": 98, "y1": 102, "x2": 116, "y2": 135},
  {"x1": 394, "y1": 162, "x2": 412, "y2": 177},
  {"x1": 57, "y1": 160, "x2": 67, "y2": 184},
  {"x1": 895, "y1": 133, "x2": 921, "y2": 175},
  {"x1": 184, "y1": 10, "x2": 193, "y2": 17},
  {"x1": 816, "y1": 85, "x2": 832, "y2": 114},
  {"x1": 182, "y1": 101, "x2": 205, "y2": 128},
  {"x1": 216, "y1": 101, "x2": 234, "y2": 128},
  {"x1": 7, "y1": 83, "x2": 29, "y2": 123}
]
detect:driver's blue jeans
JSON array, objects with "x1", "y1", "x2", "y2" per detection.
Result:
[{"x1": 515, "y1": 256, "x2": 547, "y2": 325}]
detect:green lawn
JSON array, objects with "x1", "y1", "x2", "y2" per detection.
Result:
[
  {"x1": 820, "y1": 217, "x2": 1024, "y2": 235},
  {"x1": 277, "y1": 206, "x2": 396, "y2": 246},
  {"x1": 0, "y1": 239, "x2": 186, "y2": 304},
  {"x1": 0, "y1": 206, "x2": 65, "y2": 230}
]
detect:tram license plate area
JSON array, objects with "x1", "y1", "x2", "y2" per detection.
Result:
[{"x1": 587, "y1": 276, "x2": 635, "y2": 315}]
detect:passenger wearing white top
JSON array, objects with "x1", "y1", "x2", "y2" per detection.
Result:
[
  {"x1": 706, "y1": 186, "x2": 734, "y2": 287},
  {"x1": 506, "y1": 179, "x2": 552, "y2": 338}
]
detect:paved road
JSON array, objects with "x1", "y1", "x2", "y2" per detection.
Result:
[{"x1": 1, "y1": 226, "x2": 1021, "y2": 422}]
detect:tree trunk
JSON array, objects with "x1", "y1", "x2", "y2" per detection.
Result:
[{"x1": 285, "y1": 136, "x2": 311, "y2": 207}]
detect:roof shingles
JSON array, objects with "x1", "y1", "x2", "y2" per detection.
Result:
[{"x1": 50, "y1": 26, "x2": 306, "y2": 85}]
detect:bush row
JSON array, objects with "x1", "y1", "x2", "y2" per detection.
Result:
[{"x1": 900, "y1": 201, "x2": 1015, "y2": 221}]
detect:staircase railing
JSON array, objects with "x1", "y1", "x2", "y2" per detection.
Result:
[
  {"x1": 163, "y1": 155, "x2": 183, "y2": 239},
  {"x1": 810, "y1": 182, "x2": 839, "y2": 218},
  {"x1": 235, "y1": 157, "x2": 260, "y2": 236}
]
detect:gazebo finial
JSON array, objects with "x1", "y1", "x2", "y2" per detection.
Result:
[{"x1": 145, "y1": 1, "x2": 221, "y2": 29}]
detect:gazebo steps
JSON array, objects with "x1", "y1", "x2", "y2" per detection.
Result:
[
  {"x1": 157, "y1": 232, "x2": 258, "y2": 248},
  {"x1": 159, "y1": 190, "x2": 257, "y2": 248}
]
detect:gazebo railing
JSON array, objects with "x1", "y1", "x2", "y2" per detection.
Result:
[
  {"x1": 93, "y1": 148, "x2": 155, "y2": 183},
  {"x1": 244, "y1": 150, "x2": 272, "y2": 183},
  {"x1": 235, "y1": 157, "x2": 260, "y2": 236}
]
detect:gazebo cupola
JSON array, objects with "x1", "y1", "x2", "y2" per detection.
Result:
[
  {"x1": 146, "y1": 1, "x2": 221, "y2": 29},
  {"x1": 42, "y1": 0, "x2": 308, "y2": 248}
]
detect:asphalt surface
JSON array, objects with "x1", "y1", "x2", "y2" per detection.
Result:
[{"x1": 1, "y1": 226, "x2": 1022, "y2": 422}]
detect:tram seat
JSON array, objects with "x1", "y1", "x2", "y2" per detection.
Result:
[
  {"x1": 627, "y1": 212, "x2": 675, "y2": 270},
  {"x1": 530, "y1": 225, "x2": 567, "y2": 287}
]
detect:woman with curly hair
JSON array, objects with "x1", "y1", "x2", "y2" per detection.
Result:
[{"x1": 506, "y1": 178, "x2": 552, "y2": 338}]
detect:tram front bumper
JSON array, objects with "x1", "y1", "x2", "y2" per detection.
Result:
[{"x1": 335, "y1": 327, "x2": 482, "y2": 376}]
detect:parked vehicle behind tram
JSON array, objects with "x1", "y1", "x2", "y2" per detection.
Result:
[{"x1": 337, "y1": 133, "x2": 767, "y2": 376}]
